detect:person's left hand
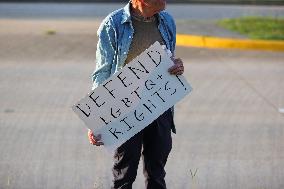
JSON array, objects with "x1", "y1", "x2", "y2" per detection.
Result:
[{"x1": 168, "y1": 57, "x2": 184, "y2": 75}]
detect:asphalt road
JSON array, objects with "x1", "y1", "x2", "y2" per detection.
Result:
[
  {"x1": 0, "y1": 19, "x2": 284, "y2": 189},
  {"x1": 0, "y1": 2, "x2": 284, "y2": 20}
]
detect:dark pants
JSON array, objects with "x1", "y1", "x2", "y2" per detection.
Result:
[{"x1": 111, "y1": 109, "x2": 173, "y2": 189}]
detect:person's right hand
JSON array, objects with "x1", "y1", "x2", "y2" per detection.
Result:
[{"x1": 88, "y1": 129, "x2": 104, "y2": 146}]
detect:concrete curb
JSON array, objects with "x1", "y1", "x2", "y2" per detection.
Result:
[{"x1": 176, "y1": 34, "x2": 284, "y2": 51}]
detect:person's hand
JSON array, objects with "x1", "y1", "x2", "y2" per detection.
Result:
[
  {"x1": 88, "y1": 129, "x2": 104, "y2": 146},
  {"x1": 168, "y1": 57, "x2": 184, "y2": 75}
]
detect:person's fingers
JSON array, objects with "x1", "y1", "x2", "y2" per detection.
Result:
[
  {"x1": 171, "y1": 57, "x2": 182, "y2": 65},
  {"x1": 171, "y1": 71, "x2": 183, "y2": 75},
  {"x1": 88, "y1": 129, "x2": 92, "y2": 138},
  {"x1": 169, "y1": 58, "x2": 183, "y2": 68},
  {"x1": 94, "y1": 141, "x2": 104, "y2": 146},
  {"x1": 89, "y1": 135, "x2": 97, "y2": 145},
  {"x1": 88, "y1": 130, "x2": 94, "y2": 139},
  {"x1": 93, "y1": 134, "x2": 101, "y2": 141},
  {"x1": 88, "y1": 130, "x2": 96, "y2": 144},
  {"x1": 88, "y1": 131, "x2": 104, "y2": 146},
  {"x1": 168, "y1": 63, "x2": 184, "y2": 75},
  {"x1": 88, "y1": 129, "x2": 93, "y2": 136},
  {"x1": 174, "y1": 58, "x2": 182, "y2": 64},
  {"x1": 169, "y1": 64, "x2": 183, "y2": 72},
  {"x1": 168, "y1": 63, "x2": 180, "y2": 71},
  {"x1": 171, "y1": 69, "x2": 184, "y2": 75}
]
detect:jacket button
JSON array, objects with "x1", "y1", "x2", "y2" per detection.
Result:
[{"x1": 124, "y1": 52, "x2": 127, "y2": 55}]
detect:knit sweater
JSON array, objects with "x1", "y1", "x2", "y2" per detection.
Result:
[{"x1": 124, "y1": 15, "x2": 165, "y2": 65}]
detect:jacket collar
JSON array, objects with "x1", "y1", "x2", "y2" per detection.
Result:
[{"x1": 121, "y1": 1, "x2": 132, "y2": 24}]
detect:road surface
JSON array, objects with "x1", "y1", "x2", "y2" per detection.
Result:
[{"x1": 0, "y1": 17, "x2": 283, "y2": 189}]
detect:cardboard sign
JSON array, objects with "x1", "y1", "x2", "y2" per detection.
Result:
[{"x1": 72, "y1": 42, "x2": 192, "y2": 151}]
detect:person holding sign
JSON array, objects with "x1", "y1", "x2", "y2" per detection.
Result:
[{"x1": 88, "y1": 0, "x2": 184, "y2": 188}]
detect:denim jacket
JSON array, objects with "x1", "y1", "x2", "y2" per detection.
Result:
[
  {"x1": 91, "y1": 2, "x2": 177, "y2": 133},
  {"x1": 92, "y1": 2, "x2": 176, "y2": 89}
]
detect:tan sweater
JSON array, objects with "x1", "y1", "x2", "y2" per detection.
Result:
[{"x1": 124, "y1": 16, "x2": 165, "y2": 65}]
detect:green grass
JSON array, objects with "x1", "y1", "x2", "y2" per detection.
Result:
[
  {"x1": 45, "y1": 29, "x2": 57, "y2": 35},
  {"x1": 217, "y1": 16, "x2": 284, "y2": 40}
]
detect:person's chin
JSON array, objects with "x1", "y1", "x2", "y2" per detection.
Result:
[
  {"x1": 161, "y1": 3, "x2": 166, "y2": 10},
  {"x1": 158, "y1": 5, "x2": 166, "y2": 12},
  {"x1": 156, "y1": 8, "x2": 165, "y2": 14}
]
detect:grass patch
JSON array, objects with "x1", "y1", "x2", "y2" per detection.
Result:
[
  {"x1": 217, "y1": 16, "x2": 284, "y2": 40},
  {"x1": 45, "y1": 29, "x2": 57, "y2": 35}
]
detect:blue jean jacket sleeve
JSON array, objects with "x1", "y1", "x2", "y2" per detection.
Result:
[
  {"x1": 171, "y1": 16, "x2": 176, "y2": 55},
  {"x1": 160, "y1": 11, "x2": 176, "y2": 56},
  {"x1": 92, "y1": 19, "x2": 116, "y2": 90}
]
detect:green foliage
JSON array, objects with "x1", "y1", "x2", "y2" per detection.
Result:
[{"x1": 217, "y1": 16, "x2": 284, "y2": 40}]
